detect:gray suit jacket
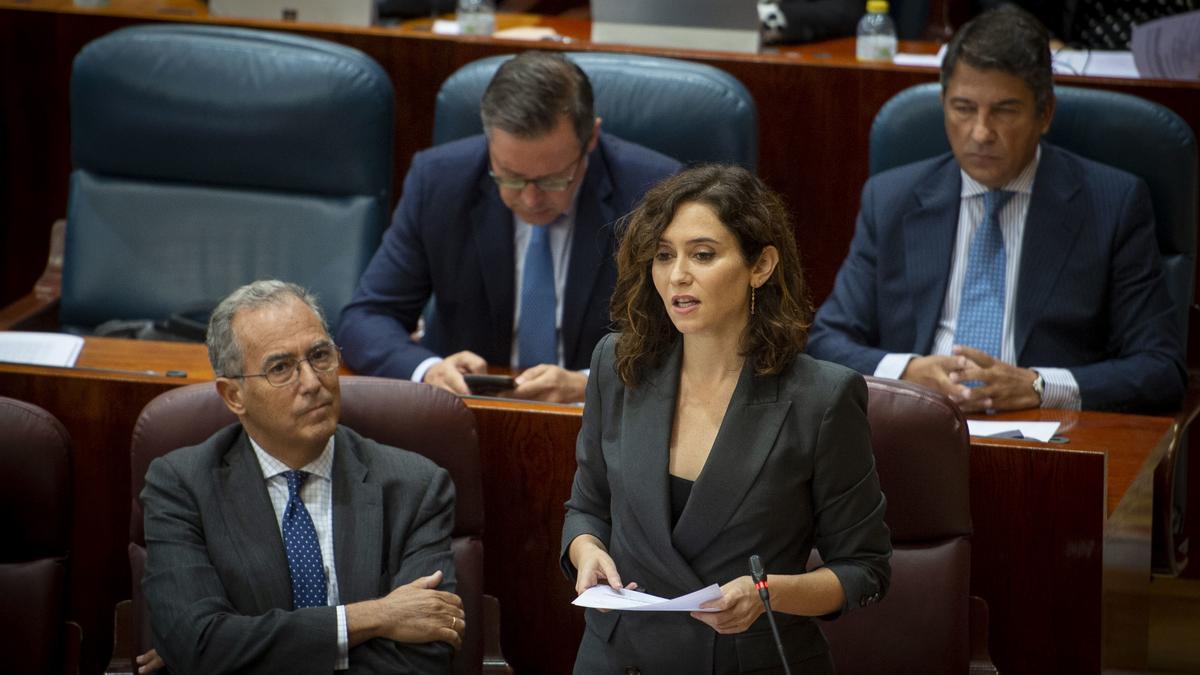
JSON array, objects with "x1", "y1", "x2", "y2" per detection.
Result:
[
  {"x1": 142, "y1": 423, "x2": 456, "y2": 674},
  {"x1": 561, "y1": 334, "x2": 891, "y2": 674}
]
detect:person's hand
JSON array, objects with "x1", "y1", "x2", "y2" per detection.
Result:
[
  {"x1": 349, "y1": 570, "x2": 465, "y2": 649},
  {"x1": 569, "y1": 535, "x2": 639, "y2": 613},
  {"x1": 900, "y1": 354, "x2": 973, "y2": 400},
  {"x1": 569, "y1": 535, "x2": 635, "y2": 594},
  {"x1": 135, "y1": 649, "x2": 164, "y2": 674},
  {"x1": 422, "y1": 351, "x2": 488, "y2": 396},
  {"x1": 950, "y1": 346, "x2": 1041, "y2": 413},
  {"x1": 690, "y1": 576, "x2": 763, "y2": 634},
  {"x1": 511, "y1": 365, "x2": 587, "y2": 403}
]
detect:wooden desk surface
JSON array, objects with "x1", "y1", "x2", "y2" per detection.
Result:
[
  {"x1": 976, "y1": 407, "x2": 1174, "y2": 518},
  {"x1": 0, "y1": 336, "x2": 1173, "y2": 673},
  {"x1": 51, "y1": 335, "x2": 1171, "y2": 520}
]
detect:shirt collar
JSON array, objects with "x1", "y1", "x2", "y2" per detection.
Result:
[
  {"x1": 249, "y1": 433, "x2": 336, "y2": 482},
  {"x1": 960, "y1": 143, "x2": 1041, "y2": 199}
]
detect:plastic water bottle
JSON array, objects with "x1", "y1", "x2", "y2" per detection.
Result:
[
  {"x1": 457, "y1": 0, "x2": 495, "y2": 36},
  {"x1": 856, "y1": 0, "x2": 897, "y2": 62}
]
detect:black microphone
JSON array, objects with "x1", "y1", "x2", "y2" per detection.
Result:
[{"x1": 749, "y1": 554, "x2": 792, "y2": 675}]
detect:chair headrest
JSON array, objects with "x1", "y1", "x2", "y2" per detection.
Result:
[
  {"x1": 433, "y1": 51, "x2": 758, "y2": 170},
  {"x1": 864, "y1": 378, "x2": 972, "y2": 541},
  {"x1": 71, "y1": 24, "x2": 394, "y2": 197}
]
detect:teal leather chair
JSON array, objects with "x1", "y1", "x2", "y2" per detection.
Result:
[{"x1": 57, "y1": 24, "x2": 394, "y2": 332}]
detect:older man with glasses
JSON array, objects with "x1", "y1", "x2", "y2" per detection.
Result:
[
  {"x1": 337, "y1": 50, "x2": 680, "y2": 403},
  {"x1": 140, "y1": 279, "x2": 465, "y2": 674}
]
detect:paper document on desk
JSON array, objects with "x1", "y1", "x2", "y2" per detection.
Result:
[
  {"x1": 1052, "y1": 49, "x2": 1139, "y2": 79},
  {"x1": 893, "y1": 53, "x2": 942, "y2": 68},
  {"x1": 967, "y1": 420, "x2": 1059, "y2": 442},
  {"x1": 573, "y1": 584, "x2": 722, "y2": 612},
  {"x1": 494, "y1": 26, "x2": 561, "y2": 41},
  {"x1": 0, "y1": 331, "x2": 84, "y2": 368}
]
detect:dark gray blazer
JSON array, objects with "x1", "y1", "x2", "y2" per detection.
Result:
[
  {"x1": 562, "y1": 334, "x2": 891, "y2": 674},
  {"x1": 142, "y1": 423, "x2": 456, "y2": 674}
]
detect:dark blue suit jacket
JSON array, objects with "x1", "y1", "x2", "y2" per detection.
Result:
[
  {"x1": 807, "y1": 143, "x2": 1186, "y2": 412},
  {"x1": 336, "y1": 134, "x2": 679, "y2": 378}
]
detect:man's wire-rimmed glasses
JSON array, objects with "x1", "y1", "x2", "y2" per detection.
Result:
[{"x1": 228, "y1": 343, "x2": 341, "y2": 387}]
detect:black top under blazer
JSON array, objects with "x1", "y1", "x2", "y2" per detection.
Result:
[{"x1": 561, "y1": 334, "x2": 892, "y2": 674}]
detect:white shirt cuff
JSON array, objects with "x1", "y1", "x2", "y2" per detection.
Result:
[
  {"x1": 335, "y1": 605, "x2": 349, "y2": 670},
  {"x1": 874, "y1": 353, "x2": 919, "y2": 380},
  {"x1": 411, "y1": 356, "x2": 443, "y2": 384},
  {"x1": 1033, "y1": 367, "x2": 1081, "y2": 410}
]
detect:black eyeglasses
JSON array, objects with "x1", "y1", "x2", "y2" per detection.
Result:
[
  {"x1": 488, "y1": 146, "x2": 587, "y2": 192},
  {"x1": 228, "y1": 344, "x2": 341, "y2": 387}
]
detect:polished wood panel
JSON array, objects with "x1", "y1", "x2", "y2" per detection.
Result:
[
  {"x1": 469, "y1": 398, "x2": 583, "y2": 675},
  {"x1": 0, "y1": 337, "x2": 1172, "y2": 674},
  {"x1": 3, "y1": 0, "x2": 1199, "y2": 348}
]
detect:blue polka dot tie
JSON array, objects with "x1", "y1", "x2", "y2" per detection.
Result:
[
  {"x1": 956, "y1": 190, "x2": 1014, "y2": 364},
  {"x1": 518, "y1": 223, "x2": 558, "y2": 368},
  {"x1": 281, "y1": 470, "x2": 327, "y2": 609}
]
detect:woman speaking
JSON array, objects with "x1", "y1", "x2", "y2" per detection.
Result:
[{"x1": 561, "y1": 165, "x2": 891, "y2": 674}]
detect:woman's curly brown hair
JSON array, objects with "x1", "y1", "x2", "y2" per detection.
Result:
[{"x1": 611, "y1": 164, "x2": 813, "y2": 386}]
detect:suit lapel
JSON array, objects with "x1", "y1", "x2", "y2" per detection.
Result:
[
  {"x1": 562, "y1": 152, "x2": 616, "y2": 363},
  {"x1": 672, "y1": 364, "x2": 792, "y2": 562},
  {"x1": 331, "y1": 428, "x2": 384, "y2": 603},
  {"x1": 904, "y1": 160, "x2": 962, "y2": 354},
  {"x1": 1014, "y1": 145, "x2": 1082, "y2": 359},
  {"x1": 619, "y1": 341, "x2": 704, "y2": 589},
  {"x1": 213, "y1": 432, "x2": 292, "y2": 611},
  {"x1": 469, "y1": 173, "x2": 517, "y2": 359}
]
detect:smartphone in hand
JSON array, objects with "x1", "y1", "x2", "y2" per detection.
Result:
[{"x1": 463, "y1": 374, "x2": 517, "y2": 397}]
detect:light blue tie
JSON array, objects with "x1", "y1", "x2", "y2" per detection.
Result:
[
  {"x1": 518, "y1": 224, "x2": 558, "y2": 368},
  {"x1": 956, "y1": 190, "x2": 1014, "y2": 360},
  {"x1": 281, "y1": 470, "x2": 327, "y2": 609}
]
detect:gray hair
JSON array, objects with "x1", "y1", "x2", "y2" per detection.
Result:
[
  {"x1": 206, "y1": 280, "x2": 327, "y2": 377},
  {"x1": 480, "y1": 51, "x2": 595, "y2": 147}
]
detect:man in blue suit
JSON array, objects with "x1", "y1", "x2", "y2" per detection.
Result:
[
  {"x1": 337, "y1": 51, "x2": 679, "y2": 403},
  {"x1": 808, "y1": 6, "x2": 1185, "y2": 413}
]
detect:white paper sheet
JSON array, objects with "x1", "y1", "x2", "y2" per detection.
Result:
[
  {"x1": 431, "y1": 19, "x2": 461, "y2": 35},
  {"x1": 0, "y1": 331, "x2": 84, "y2": 368},
  {"x1": 572, "y1": 584, "x2": 722, "y2": 612},
  {"x1": 893, "y1": 53, "x2": 942, "y2": 68},
  {"x1": 892, "y1": 43, "x2": 1140, "y2": 79},
  {"x1": 493, "y1": 26, "x2": 560, "y2": 41},
  {"x1": 1053, "y1": 49, "x2": 1140, "y2": 79},
  {"x1": 967, "y1": 420, "x2": 1060, "y2": 443}
]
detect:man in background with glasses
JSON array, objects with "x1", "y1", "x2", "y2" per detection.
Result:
[
  {"x1": 337, "y1": 51, "x2": 679, "y2": 403},
  {"x1": 141, "y1": 280, "x2": 464, "y2": 673}
]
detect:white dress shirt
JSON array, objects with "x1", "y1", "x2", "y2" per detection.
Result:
[
  {"x1": 873, "y1": 147, "x2": 1081, "y2": 409},
  {"x1": 250, "y1": 435, "x2": 351, "y2": 670}
]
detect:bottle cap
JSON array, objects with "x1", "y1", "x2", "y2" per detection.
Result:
[{"x1": 866, "y1": 0, "x2": 888, "y2": 12}]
